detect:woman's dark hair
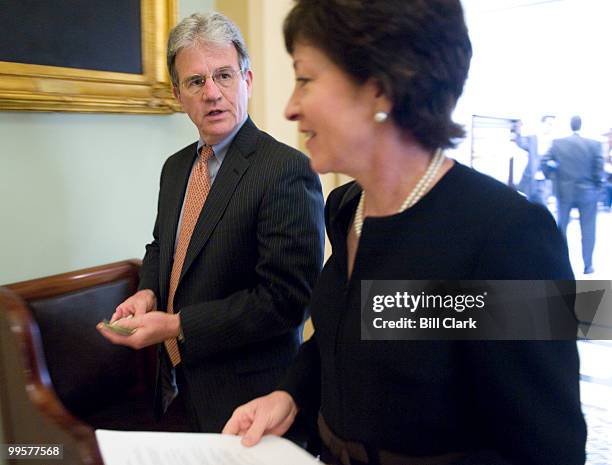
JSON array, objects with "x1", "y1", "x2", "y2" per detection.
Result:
[{"x1": 284, "y1": 0, "x2": 472, "y2": 151}]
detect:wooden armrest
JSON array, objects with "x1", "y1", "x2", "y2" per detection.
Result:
[
  {"x1": 0, "y1": 259, "x2": 144, "y2": 465},
  {"x1": 0, "y1": 287, "x2": 102, "y2": 465}
]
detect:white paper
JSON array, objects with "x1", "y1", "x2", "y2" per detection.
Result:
[{"x1": 95, "y1": 429, "x2": 319, "y2": 465}]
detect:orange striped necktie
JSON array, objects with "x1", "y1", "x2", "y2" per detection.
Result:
[{"x1": 164, "y1": 145, "x2": 214, "y2": 366}]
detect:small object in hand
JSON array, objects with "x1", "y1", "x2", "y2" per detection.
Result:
[{"x1": 101, "y1": 316, "x2": 135, "y2": 336}]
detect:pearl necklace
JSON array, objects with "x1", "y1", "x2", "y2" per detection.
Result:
[{"x1": 353, "y1": 149, "x2": 445, "y2": 237}]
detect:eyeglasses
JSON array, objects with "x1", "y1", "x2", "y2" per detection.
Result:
[{"x1": 180, "y1": 68, "x2": 243, "y2": 95}]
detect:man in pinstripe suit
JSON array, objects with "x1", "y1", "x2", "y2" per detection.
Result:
[{"x1": 98, "y1": 12, "x2": 324, "y2": 432}]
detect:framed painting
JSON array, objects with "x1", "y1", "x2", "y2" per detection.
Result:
[{"x1": 0, "y1": 0, "x2": 180, "y2": 114}]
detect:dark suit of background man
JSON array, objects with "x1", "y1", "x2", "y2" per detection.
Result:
[
  {"x1": 543, "y1": 115, "x2": 603, "y2": 274},
  {"x1": 98, "y1": 12, "x2": 325, "y2": 432}
]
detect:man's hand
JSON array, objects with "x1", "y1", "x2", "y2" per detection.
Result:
[
  {"x1": 222, "y1": 391, "x2": 298, "y2": 446},
  {"x1": 97, "y1": 311, "x2": 180, "y2": 349},
  {"x1": 111, "y1": 289, "x2": 157, "y2": 322}
]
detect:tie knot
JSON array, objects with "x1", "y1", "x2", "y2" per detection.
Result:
[{"x1": 199, "y1": 145, "x2": 214, "y2": 163}]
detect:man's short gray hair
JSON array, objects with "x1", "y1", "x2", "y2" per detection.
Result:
[{"x1": 167, "y1": 12, "x2": 251, "y2": 88}]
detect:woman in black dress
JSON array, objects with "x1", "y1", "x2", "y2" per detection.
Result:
[{"x1": 223, "y1": 1, "x2": 586, "y2": 464}]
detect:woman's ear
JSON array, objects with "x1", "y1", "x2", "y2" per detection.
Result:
[{"x1": 369, "y1": 78, "x2": 392, "y2": 115}]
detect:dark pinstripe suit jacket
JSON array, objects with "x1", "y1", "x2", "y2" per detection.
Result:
[{"x1": 138, "y1": 117, "x2": 325, "y2": 431}]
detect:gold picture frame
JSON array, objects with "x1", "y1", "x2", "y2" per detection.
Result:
[{"x1": 0, "y1": 0, "x2": 179, "y2": 114}]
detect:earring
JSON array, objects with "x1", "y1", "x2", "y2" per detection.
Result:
[{"x1": 374, "y1": 111, "x2": 388, "y2": 123}]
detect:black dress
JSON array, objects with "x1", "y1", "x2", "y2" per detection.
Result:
[{"x1": 282, "y1": 162, "x2": 586, "y2": 465}]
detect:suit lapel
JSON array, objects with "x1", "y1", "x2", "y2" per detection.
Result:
[
  {"x1": 160, "y1": 143, "x2": 198, "y2": 305},
  {"x1": 179, "y1": 118, "x2": 258, "y2": 283}
]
